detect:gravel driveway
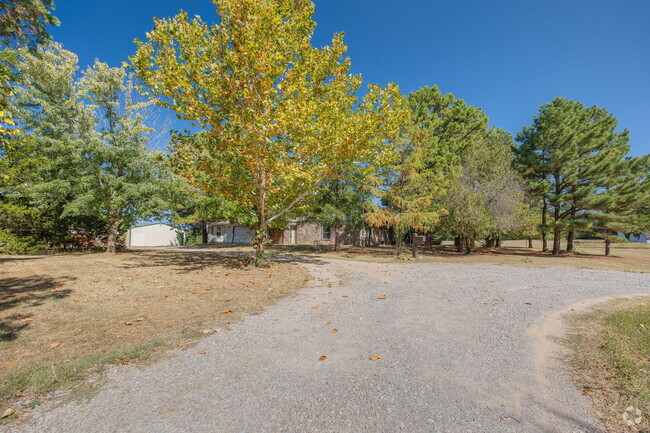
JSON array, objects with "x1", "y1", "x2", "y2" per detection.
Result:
[{"x1": 8, "y1": 260, "x2": 649, "y2": 433}]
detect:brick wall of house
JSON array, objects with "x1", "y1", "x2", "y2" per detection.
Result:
[{"x1": 272, "y1": 223, "x2": 392, "y2": 246}]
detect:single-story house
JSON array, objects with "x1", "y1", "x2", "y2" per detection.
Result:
[
  {"x1": 127, "y1": 223, "x2": 185, "y2": 247},
  {"x1": 617, "y1": 232, "x2": 649, "y2": 243},
  {"x1": 270, "y1": 223, "x2": 391, "y2": 246},
  {"x1": 207, "y1": 221, "x2": 254, "y2": 245},
  {"x1": 205, "y1": 221, "x2": 390, "y2": 247}
]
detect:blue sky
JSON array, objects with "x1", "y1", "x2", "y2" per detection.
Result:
[{"x1": 51, "y1": 0, "x2": 650, "y2": 156}]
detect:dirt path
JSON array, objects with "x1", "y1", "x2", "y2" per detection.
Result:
[{"x1": 7, "y1": 260, "x2": 649, "y2": 433}]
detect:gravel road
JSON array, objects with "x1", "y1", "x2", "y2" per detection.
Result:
[{"x1": 8, "y1": 260, "x2": 649, "y2": 433}]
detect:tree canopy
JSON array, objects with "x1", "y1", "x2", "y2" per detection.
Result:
[{"x1": 132, "y1": 0, "x2": 405, "y2": 263}]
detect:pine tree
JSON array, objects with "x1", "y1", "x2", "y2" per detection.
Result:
[{"x1": 517, "y1": 97, "x2": 630, "y2": 255}]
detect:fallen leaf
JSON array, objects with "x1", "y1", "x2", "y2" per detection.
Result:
[
  {"x1": 330, "y1": 329, "x2": 338, "y2": 333},
  {"x1": 377, "y1": 295, "x2": 387, "y2": 300},
  {"x1": 326, "y1": 321, "x2": 332, "y2": 325},
  {"x1": 189, "y1": 290, "x2": 198, "y2": 294},
  {"x1": 136, "y1": 317, "x2": 145, "y2": 321},
  {"x1": 342, "y1": 295, "x2": 348, "y2": 298},
  {"x1": 318, "y1": 356, "x2": 327, "y2": 361},
  {"x1": 524, "y1": 302, "x2": 532, "y2": 305},
  {"x1": 221, "y1": 309, "x2": 233, "y2": 314},
  {"x1": 70, "y1": 298, "x2": 78, "y2": 302},
  {"x1": 311, "y1": 305, "x2": 320, "y2": 309},
  {"x1": 19, "y1": 318, "x2": 33, "y2": 323},
  {"x1": 369, "y1": 355, "x2": 381, "y2": 361},
  {"x1": 12, "y1": 349, "x2": 20, "y2": 355},
  {"x1": 48, "y1": 343, "x2": 60, "y2": 349},
  {"x1": 224, "y1": 299, "x2": 233, "y2": 302},
  {"x1": 1, "y1": 408, "x2": 15, "y2": 419},
  {"x1": 224, "y1": 272, "x2": 231, "y2": 276},
  {"x1": 124, "y1": 322, "x2": 133, "y2": 326},
  {"x1": 198, "y1": 351, "x2": 206, "y2": 355},
  {"x1": 177, "y1": 342, "x2": 185, "y2": 348}
]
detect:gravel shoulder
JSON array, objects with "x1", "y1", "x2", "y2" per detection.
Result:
[{"x1": 7, "y1": 260, "x2": 650, "y2": 433}]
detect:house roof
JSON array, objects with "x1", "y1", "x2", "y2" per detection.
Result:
[{"x1": 130, "y1": 222, "x2": 174, "y2": 229}]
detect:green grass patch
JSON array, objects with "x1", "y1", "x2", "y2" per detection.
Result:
[
  {"x1": 564, "y1": 298, "x2": 649, "y2": 433},
  {"x1": 1, "y1": 340, "x2": 165, "y2": 413}
]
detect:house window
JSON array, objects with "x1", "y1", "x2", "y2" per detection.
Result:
[
  {"x1": 212, "y1": 226, "x2": 222, "y2": 236},
  {"x1": 322, "y1": 226, "x2": 332, "y2": 241}
]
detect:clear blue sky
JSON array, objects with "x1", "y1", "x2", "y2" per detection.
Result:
[{"x1": 51, "y1": 0, "x2": 650, "y2": 156}]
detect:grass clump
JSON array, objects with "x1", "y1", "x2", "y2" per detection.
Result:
[{"x1": 564, "y1": 297, "x2": 649, "y2": 433}]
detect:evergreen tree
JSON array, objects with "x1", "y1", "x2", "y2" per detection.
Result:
[
  {"x1": 517, "y1": 97, "x2": 631, "y2": 255},
  {"x1": 366, "y1": 86, "x2": 477, "y2": 257}
]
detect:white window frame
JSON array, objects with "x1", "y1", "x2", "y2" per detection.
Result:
[{"x1": 322, "y1": 226, "x2": 332, "y2": 241}]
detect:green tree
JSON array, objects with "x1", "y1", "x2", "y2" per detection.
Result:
[
  {"x1": 131, "y1": 0, "x2": 405, "y2": 264},
  {"x1": 1, "y1": 43, "x2": 97, "y2": 250},
  {"x1": 76, "y1": 61, "x2": 168, "y2": 252},
  {"x1": 2, "y1": 43, "x2": 167, "y2": 252},
  {"x1": 307, "y1": 174, "x2": 369, "y2": 251},
  {"x1": 366, "y1": 86, "x2": 473, "y2": 257},
  {"x1": 584, "y1": 155, "x2": 650, "y2": 255},
  {"x1": 1, "y1": 0, "x2": 59, "y2": 144},
  {"x1": 517, "y1": 97, "x2": 631, "y2": 255},
  {"x1": 0, "y1": 0, "x2": 59, "y2": 48},
  {"x1": 441, "y1": 128, "x2": 525, "y2": 253}
]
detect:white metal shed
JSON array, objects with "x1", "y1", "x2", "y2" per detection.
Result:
[{"x1": 127, "y1": 223, "x2": 184, "y2": 247}]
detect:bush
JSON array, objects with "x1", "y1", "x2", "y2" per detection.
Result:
[{"x1": 0, "y1": 229, "x2": 45, "y2": 254}]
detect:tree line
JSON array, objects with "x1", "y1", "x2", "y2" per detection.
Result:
[{"x1": 1, "y1": 0, "x2": 648, "y2": 263}]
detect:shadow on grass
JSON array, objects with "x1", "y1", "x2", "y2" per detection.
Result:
[
  {"x1": 0, "y1": 275, "x2": 75, "y2": 341},
  {"x1": 120, "y1": 251, "x2": 244, "y2": 272},
  {"x1": 122, "y1": 249, "x2": 330, "y2": 270},
  {"x1": 0, "y1": 256, "x2": 45, "y2": 265}
]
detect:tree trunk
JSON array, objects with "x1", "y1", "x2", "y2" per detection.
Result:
[
  {"x1": 105, "y1": 219, "x2": 119, "y2": 253},
  {"x1": 484, "y1": 237, "x2": 494, "y2": 248},
  {"x1": 254, "y1": 184, "x2": 268, "y2": 266},
  {"x1": 604, "y1": 239, "x2": 611, "y2": 256},
  {"x1": 201, "y1": 221, "x2": 208, "y2": 244},
  {"x1": 527, "y1": 238, "x2": 533, "y2": 249},
  {"x1": 457, "y1": 234, "x2": 464, "y2": 253},
  {"x1": 495, "y1": 238, "x2": 502, "y2": 248},
  {"x1": 334, "y1": 225, "x2": 340, "y2": 252},
  {"x1": 454, "y1": 235, "x2": 461, "y2": 248},
  {"x1": 464, "y1": 238, "x2": 473, "y2": 254},
  {"x1": 541, "y1": 198, "x2": 548, "y2": 252},
  {"x1": 551, "y1": 176, "x2": 562, "y2": 256},
  {"x1": 566, "y1": 207, "x2": 576, "y2": 252}
]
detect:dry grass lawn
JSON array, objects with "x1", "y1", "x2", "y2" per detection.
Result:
[
  {"x1": 0, "y1": 251, "x2": 308, "y2": 410},
  {"x1": 184, "y1": 239, "x2": 650, "y2": 273},
  {"x1": 564, "y1": 297, "x2": 650, "y2": 433}
]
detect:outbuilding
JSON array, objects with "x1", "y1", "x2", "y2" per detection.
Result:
[{"x1": 127, "y1": 223, "x2": 184, "y2": 247}]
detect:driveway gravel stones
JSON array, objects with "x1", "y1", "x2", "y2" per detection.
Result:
[{"x1": 7, "y1": 260, "x2": 649, "y2": 433}]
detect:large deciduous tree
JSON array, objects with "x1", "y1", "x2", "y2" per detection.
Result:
[
  {"x1": 1, "y1": 43, "x2": 167, "y2": 252},
  {"x1": 131, "y1": 0, "x2": 405, "y2": 264}
]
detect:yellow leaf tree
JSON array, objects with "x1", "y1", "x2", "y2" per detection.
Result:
[{"x1": 131, "y1": 0, "x2": 405, "y2": 263}]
